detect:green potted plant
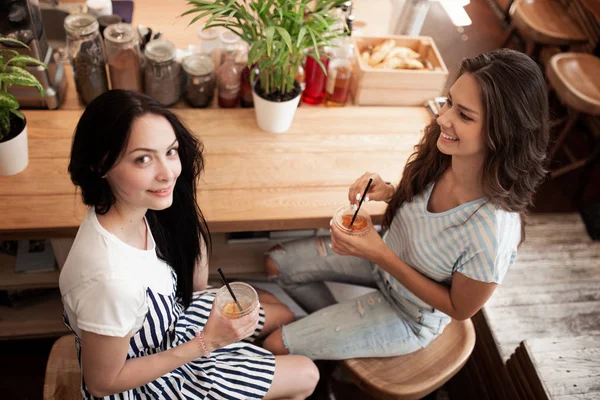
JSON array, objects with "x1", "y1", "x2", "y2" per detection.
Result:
[
  {"x1": 0, "y1": 37, "x2": 46, "y2": 176},
  {"x1": 183, "y1": 0, "x2": 347, "y2": 133}
]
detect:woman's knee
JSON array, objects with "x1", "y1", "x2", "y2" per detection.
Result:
[
  {"x1": 297, "y1": 356, "x2": 320, "y2": 396},
  {"x1": 263, "y1": 327, "x2": 289, "y2": 355},
  {"x1": 264, "y1": 244, "x2": 284, "y2": 277}
]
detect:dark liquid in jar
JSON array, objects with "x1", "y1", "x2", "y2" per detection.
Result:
[{"x1": 341, "y1": 214, "x2": 367, "y2": 231}]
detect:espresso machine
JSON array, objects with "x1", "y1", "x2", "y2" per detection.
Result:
[{"x1": 0, "y1": 0, "x2": 66, "y2": 109}]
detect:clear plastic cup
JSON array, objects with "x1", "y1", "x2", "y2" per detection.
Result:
[
  {"x1": 332, "y1": 205, "x2": 371, "y2": 235},
  {"x1": 215, "y1": 282, "x2": 259, "y2": 319}
]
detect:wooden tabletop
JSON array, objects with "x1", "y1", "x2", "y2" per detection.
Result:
[
  {"x1": 0, "y1": 0, "x2": 431, "y2": 237},
  {"x1": 0, "y1": 107, "x2": 431, "y2": 236}
]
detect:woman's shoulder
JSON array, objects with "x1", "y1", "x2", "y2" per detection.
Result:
[{"x1": 470, "y1": 203, "x2": 521, "y2": 245}]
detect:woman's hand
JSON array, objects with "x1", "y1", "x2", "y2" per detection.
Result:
[
  {"x1": 199, "y1": 300, "x2": 260, "y2": 353},
  {"x1": 330, "y1": 213, "x2": 390, "y2": 264},
  {"x1": 348, "y1": 172, "x2": 395, "y2": 205}
]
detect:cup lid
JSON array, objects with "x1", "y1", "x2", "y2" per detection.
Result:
[
  {"x1": 219, "y1": 30, "x2": 240, "y2": 44},
  {"x1": 103, "y1": 23, "x2": 136, "y2": 43},
  {"x1": 182, "y1": 54, "x2": 214, "y2": 75},
  {"x1": 144, "y1": 39, "x2": 176, "y2": 63}
]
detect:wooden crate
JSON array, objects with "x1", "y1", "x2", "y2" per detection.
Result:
[{"x1": 351, "y1": 35, "x2": 449, "y2": 106}]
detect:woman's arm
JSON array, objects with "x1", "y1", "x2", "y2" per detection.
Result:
[
  {"x1": 376, "y1": 248, "x2": 497, "y2": 320},
  {"x1": 80, "y1": 330, "x2": 209, "y2": 398},
  {"x1": 330, "y1": 221, "x2": 497, "y2": 320},
  {"x1": 81, "y1": 297, "x2": 260, "y2": 398}
]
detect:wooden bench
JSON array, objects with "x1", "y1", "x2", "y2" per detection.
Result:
[
  {"x1": 343, "y1": 318, "x2": 476, "y2": 400},
  {"x1": 506, "y1": 336, "x2": 600, "y2": 399}
]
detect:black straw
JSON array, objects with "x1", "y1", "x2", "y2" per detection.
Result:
[
  {"x1": 217, "y1": 268, "x2": 244, "y2": 312},
  {"x1": 349, "y1": 178, "x2": 373, "y2": 228}
]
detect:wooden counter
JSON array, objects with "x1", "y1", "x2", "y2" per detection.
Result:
[{"x1": 0, "y1": 106, "x2": 431, "y2": 236}]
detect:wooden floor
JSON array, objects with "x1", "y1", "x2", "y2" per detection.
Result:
[{"x1": 486, "y1": 214, "x2": 600, "y2": 399}]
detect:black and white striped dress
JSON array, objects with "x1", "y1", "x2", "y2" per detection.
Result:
[{"x1": 64, "y1": 271, "x2": 276, "y2": 399}]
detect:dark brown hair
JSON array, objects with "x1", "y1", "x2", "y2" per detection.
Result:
[{"x1": 383, "y1": 49, "x2": 549, "y2": 242}]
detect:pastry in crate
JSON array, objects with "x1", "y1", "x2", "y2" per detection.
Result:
[{"x1": 360, "y1": 39, "x2": 432, "y2": 70}]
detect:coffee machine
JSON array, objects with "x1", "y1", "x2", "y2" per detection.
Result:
[{"x1": 0, "y1": 0, "x2": 66, "y2": 109}]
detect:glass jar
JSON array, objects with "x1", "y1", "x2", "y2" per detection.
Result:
[
  {"x1": 196, "y1": 24, "x2": 220, "y2": 68},
  {"x1": 64, "y1": 13, "x2": 109, "y2": 104},
  {"x1": 302, "y1": 49, "x2": 330, "y2": 105},
  {"x1": 217, "y1": 52, "x2": 241, "y2": 108},
  {"x1": 218, "y1": 30, "x2": 242, "y2": 67},
  {"x1": 143, "y1": 39, "x2": 181, "y2": 106},
  {"x1": 182, "y1": 54, "x2": 216, "y2": 108},
  {"x1": 332, "y1": 205, "x2": 370, "y2": 236},
  {"x1": 325, "y1": 37, "x2": 354, "y2": 107},
  {"x1": 104, "y1": 23, "x2": 143, "y2": 92}
]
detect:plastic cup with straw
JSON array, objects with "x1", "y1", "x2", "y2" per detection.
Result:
[
  {"x1": 215, "y1": 268, "x2": 259, "y2": 319},
  {"x1": 349, "y1": 178, "x2": 373, "y2": 228}
]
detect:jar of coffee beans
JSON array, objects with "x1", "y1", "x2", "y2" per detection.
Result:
[
  {"x1": 143, "y1": 39, "x2": 181, "y2": 106},
  {"x1": 182, "y1": 54, "x2": 215, "y2": 108},
  {"x1": 103, "y1": 23, "x2": 143, "y2": 92},
  {"x1": 64, "y1": 14, "x2": 109, "y2": 104}
]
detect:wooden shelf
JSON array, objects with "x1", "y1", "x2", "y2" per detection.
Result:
[
  {"x1": 0, "y1": 253, "x2": 59, "y2": 291},
  {"x1": 0, "y1": 292, "x2": 68, "y2": 340}
]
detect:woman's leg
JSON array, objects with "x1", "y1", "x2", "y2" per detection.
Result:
[
  {"x1": 263, "y1": 355, "x2": 319, "y2": 400},
  {"x1": 263, "y1": 291, "x2": 423, "y2": 360},
  {"x1": 265, "y1": 237, "x2": 377, "y2": 313},
  {"x1": 255, "y1": 289, "x2": 295, "y2": 339}
]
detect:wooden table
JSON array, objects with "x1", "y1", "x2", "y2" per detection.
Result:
[{"x1": 0, "y1": 106, "x2": 430, "y2": 237}]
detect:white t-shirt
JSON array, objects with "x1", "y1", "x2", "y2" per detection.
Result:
[{"x1": 59, "y1": 209, "x2": 173, "y2": 338}]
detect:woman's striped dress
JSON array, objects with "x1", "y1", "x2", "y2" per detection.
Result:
[{"x1": 64, "y1": 271, "x2": 275, "y2": 399}]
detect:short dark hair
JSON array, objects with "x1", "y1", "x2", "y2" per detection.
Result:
[{"x1": 69, "y1": 90, "x2": 211, "y2": 306}]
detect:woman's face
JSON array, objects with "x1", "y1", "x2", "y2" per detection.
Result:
[
  {"x1": 436, "y1": 73, "x2": 486, "y2": 160},
  {"x1": 105, "y1": 114, "x2": 182, "y2": 212}
]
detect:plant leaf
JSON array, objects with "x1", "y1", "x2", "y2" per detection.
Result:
[
  {"x1": 9, "y1": 108, "x2": 24, "y2": 120},
  {"x1": 276, "y1": 27, "x2": 293, "y2": 52},
  {"x1": 265, "y1": 26, "x2": 275, "y2": 57},
  {"x1": 0, "y1": 91, "x2": 19, "y2": 109},
  {"x1": 0, "y1": 111, "x2": 9, "y2": 141},
  {"x1": 296, "y1": 27, "x2": 306, "y2": 48},
  {"x1": 0, "y1": 66, "x2": 44, "y2": 96},
  {"x1": 0, "y1": 37, "x2": 31, "y2": 50},
  {"x1": 6, "y1": 55, "x2": 47, "y2": 69}
]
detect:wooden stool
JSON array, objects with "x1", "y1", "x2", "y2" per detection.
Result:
[
  {"x1": 502, "y1": 0, "x2": 587, "y2": 59},
  {"x1": 342, "y1": 318, "x2": 475, "y2": 400},
  {"x1": 43, "y1": 335, "x2": 81, "y2": 400},
  {"x1": 546, "y1": 52, "x2": 600, "y2": 178}
]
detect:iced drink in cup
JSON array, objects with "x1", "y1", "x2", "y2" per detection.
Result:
[
  {"x1": 332, "y1": 205, "x2": 371, "y2": 235},
  {"x1": 215, "y1": 282, "x2": 259, "y2": 319}
]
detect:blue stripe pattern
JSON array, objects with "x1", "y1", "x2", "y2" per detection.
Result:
[
  {"x1": 64, "y1": 269, "x2": 275, "y2": 399},
  {"x1": 377, "y1": 183, "x2": 521, "y2": 310}
]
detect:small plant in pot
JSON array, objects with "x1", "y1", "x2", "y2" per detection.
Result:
[
  {"x1": 0, "y1": 37, "x2": 46, "y2": 176},
  {"x1": 183, "y1": 0, "x2": 347, "y2": 133}
]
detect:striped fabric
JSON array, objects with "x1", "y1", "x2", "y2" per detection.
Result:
[
  {"x1": 64, "y1": 270, "x2": 275, "y2": 399},
  {"x1": 376, "y1": 183, "x2": 521, "y2": 310}
]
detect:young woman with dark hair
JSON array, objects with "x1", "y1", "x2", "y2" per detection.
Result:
[
  {"x1": 60, "y1": 90, "x2": 318, "y2": 399},
  {"x1": 262, "y1": 48, "x2": 550, "y2": 360}
]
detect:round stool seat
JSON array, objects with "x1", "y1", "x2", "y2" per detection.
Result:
[
  {"x1": 43, "y1": 335, "x2": 81, "y2": 400},
  {"x1": 342, "y1": 318, "x2": 476, "y2": 400},
  {"x1": 547, "y1": 53, "x2": 600, "y2": 116},
  {"x1": 512, "y1": 0, "x2": 587, "y2": 46}
]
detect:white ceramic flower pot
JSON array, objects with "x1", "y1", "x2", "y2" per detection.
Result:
[
  {"x1": 0, "y1": 121, "x2": 28, "y2": 176},
  {"x1": 252, "y1": 86, "x2": 301, "y2": 134}
]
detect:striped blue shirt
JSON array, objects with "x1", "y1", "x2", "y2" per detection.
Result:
[{"x1": 377, "y1": 182, "x2": 521, "y2": 310}]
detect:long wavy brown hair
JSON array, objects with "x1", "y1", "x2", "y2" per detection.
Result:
[{"x1": 383, "y1": 49, "x2": 549, "y2": 242}]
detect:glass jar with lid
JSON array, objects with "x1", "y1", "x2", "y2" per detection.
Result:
[
  {"x1": 103, "y1": 23, "x2": 143, "y2": 92},
  {"x1": 182, "y1": 54, "x2": 216, "y2": 108},
  {"x1": 143, "y1": 39, "x2": 181, "y2": 106},
  {"x1": 218, "y1": 30, "x2": 242, "y2": 67},
  {"x1": 64, "y1": 13, "x2": 109, "y2": 104}
]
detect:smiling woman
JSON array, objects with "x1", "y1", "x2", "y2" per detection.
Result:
[
  {"x1": 60, "y1": 90, "x2": 320, "y2": 399},
  {"x1": 261, "y1": 49, "x2": 551, "y2": 361}
]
